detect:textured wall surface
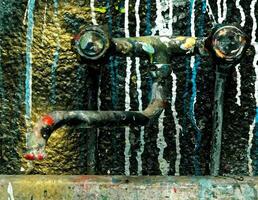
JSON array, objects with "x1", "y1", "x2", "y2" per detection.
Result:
[{"x1": 0, "y1": 0, "x2": 258, "y2": 176}]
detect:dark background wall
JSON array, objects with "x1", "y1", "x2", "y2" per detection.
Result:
[{"x1": 0, "y1": 0, "x2": 257, "y2": 176}]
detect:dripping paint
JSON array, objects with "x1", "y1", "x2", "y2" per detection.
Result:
[
  {"x1": 217, "y1": 0, "x2": 227, "y2": 23},
  {"x1": 153, "y1": 0, "x2": 172, "y2": 175},
  {"x1": 250, "y1": 0, "x2": 258, "y2": 175},
  {"x1": 24, "y1": 0, "x2": 36, "y2": 151},
  {"x1": 189, "y1": 0, "x2": 202, "y2": 175},
  {"x1": 25, "y1": 0, "x2": 36, "y2": 120},
  {"x1": 134, "y1": 0, "x2": 145, "y2": 176},
  {"x1": 90, "y1": 0, "x2": 98, "y2": 25},
  {"x1": 235, "y1": 64, "x2": 241, "y2": 106},
  {"x1": 124, "y1": 0, "x2": 132, "y2": 176},
  {"x1": 171, "y1": 71, "x2": 182, "y2": 176},
  {"x1": 247, "y1": 118, "x2": 255, "y2": 176},
  {"x1": 50, "y1": 0, "x2": 60, "y2": 105},
  {"x1": 235, "y1": 0, "x2": 246, "y2": 27}
]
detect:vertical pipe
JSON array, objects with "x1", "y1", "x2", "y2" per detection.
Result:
[
  {"x1": 86, "y1": 0, "x2": 100, "y2": 175},
  {"x1": 86, "y1": 68, "x2": 99, "y2": 174},
  {"x1": 210, "y1": 70, "x2": 227, "y2": 176}
]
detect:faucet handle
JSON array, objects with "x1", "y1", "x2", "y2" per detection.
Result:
[
  {"x1": 208, "y1": 24, "x2": 248, "y2": 64},
  {"x1": 74, "y1": 26, "x2": 110, "y2": 60}
]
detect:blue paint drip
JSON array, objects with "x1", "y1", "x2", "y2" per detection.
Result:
[
  {"x1": 188, "y1": 0, "x2": 206, "y2": 175},
  {"x1": 50, "y1": 0, "x2": 60, "y2": 105},
  {"x1": 190, "y1": 57, "x2": 202, "y2": 175},
  {"x1": 106, "y1": 0, "x2": 113, "y2": 35},
  {"x1": 25, "y1": 0, "x2": 36, "y2": 120},
  {"x1": 144, "y1": 0, "x2": 152, "y2": 35},
  {"x1": 50, "y1": 43, "x2": 60, "y2": 105},
  {"x1": 106, "y1": 0, "x2": 119, "y2": 108}
]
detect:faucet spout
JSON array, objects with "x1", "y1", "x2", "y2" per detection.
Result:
[{"x1": 24, "y1": 64, "x2": 169, "y2": 161}]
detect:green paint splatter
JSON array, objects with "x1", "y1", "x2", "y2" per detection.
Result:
[
  {"x1": 115, "y1": 6, "x2": 125, "y2": 13},
  {"x1": 94, "y1": 7, "x2": 107, "y2": 13}
]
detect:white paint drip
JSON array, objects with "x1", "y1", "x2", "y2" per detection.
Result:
[
  {"x1": 7, "y1": 182, "x2": 14, "y2": 200},
  {"x1": 135, "y1": 56, "x2": 145, "y2": 175},
  {"x1": 236, "y1": 0, "x2": 246, "y2": 27},
  {"x1": 134, "y1": 0, "x2": 145, "y2": 175},
  {"x1": 124, "y1": 0, "x2": 132, "y2": 176},
  {"x1": 217, "y1": 0, "x2": 222, "y2": 23},
  {"x1": 124, "y1": 56, "x2": 132, "y2": 176},
  {"x1": 189, "y1": 0, "x2": 197, "y2": 125},
  {"x1": 217, "y1": 0, "x2": 227, "y2": 23},
  {"x1": 250, "y1": 0, "x2": 258, "y2": 107},
  {"x1": 168, "y1": 0, "x2": 173, "y2": 36},
  {"x1": 249, "y1": 0, "x2": 258, "y2": 177},
  {"x1": 124, "y1": 127, "x2": 131, "y2": 176},
  {"x1": 40, "y1": 1, "x2": 48, "y2": 45},
  {"x1": 222, "y1": 0, "x2": 227, "y2": 23},
  {"x1": 171, "y1": 71, "x2": 182, "y2": 176},
  {"x1": 235, "y1": 64, "x2": 241, "y2": 106},
  {"x1": 247, "y1": 118, "x2": 255, "y2": 176},
  {"x1": 206, "y1": 0, "x2": 217, "y2": 24},
  {"x1": 190, "y1": 0, "x2": 196, "y2": 38},
  {"x1": 157, "y1": 110, "x2": 170, "y2": 175},
  {"x1": 153, "y1": 0, "x2": 172, "y2": 175},
  {"x1": 23, "y1": 5, "x2": 28, "y2": 25},
  {"x1": 90, "y1": 0, "x2": 98, "y2": 25},
  {"x1": 135, "y1": 0, "x2": 141, "y2": 37}
]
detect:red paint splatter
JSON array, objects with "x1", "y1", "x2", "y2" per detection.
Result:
[
  {"x1": 37, "y1": 153, "x2": 44, "y2": 160},
  {"x1": 42, "y1": 115, "x2": 55, "y2": 126},
  {"x1": 24, "y1": 153, "x2": 35, "y2": 160}
]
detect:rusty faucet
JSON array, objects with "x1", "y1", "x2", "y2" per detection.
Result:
[{"x1": 24, "y1": 24, "x2": 248, "y2": 165}]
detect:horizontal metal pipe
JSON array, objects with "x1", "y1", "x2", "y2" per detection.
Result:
[
  {"x1": 112, "y1": 36, "x2": 208, "y2": 63},
  {"x1": 1, "y1": 175, "x2": 257, "y2": 199}
]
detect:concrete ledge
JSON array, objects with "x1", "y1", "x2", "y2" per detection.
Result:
[{"x1": 0, "y1": 176, "x2": 258, "y2": 199}]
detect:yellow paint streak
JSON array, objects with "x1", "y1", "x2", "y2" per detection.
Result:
[
  {"x1": 182, "y1": 38, "x2": 196, "y2": 49},
  {"x1": 176, "y1": 36, "x2": 186, "y2": 41}
]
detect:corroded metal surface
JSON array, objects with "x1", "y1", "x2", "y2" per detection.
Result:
[{"x1": 0, "y1": 175, "x2": 258, "y2": 200}]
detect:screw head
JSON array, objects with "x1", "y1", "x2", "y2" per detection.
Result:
[
  {"x1": 212, "y1": 25, "x2": 247, "y2": 62},
  {"x1": 75, "y1": 26, "x2": 110, "y2": 60}
]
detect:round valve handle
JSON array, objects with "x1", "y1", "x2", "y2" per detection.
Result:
[{"x1": 74, "y1": 24, "x2": 248, "y2": 64}]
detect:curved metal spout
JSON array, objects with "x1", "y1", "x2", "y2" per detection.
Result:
[{"x1": 24, "y1": 64, "x2": 169, "y2": 161}]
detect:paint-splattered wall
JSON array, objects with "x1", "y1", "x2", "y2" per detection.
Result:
[{"x1": 0, "y1": 0, "x2": 258, "y2": 176}]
